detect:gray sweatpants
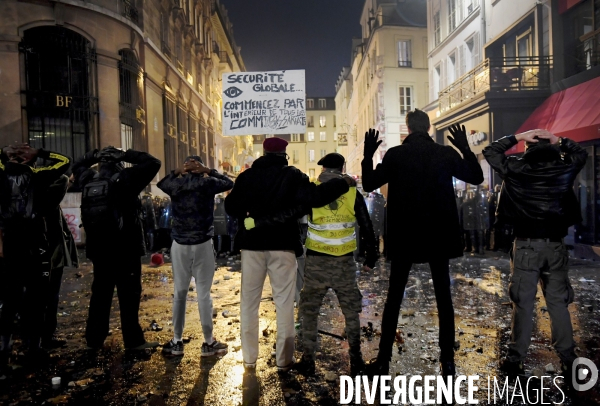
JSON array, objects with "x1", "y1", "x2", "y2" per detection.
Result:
[
  {"x1": 171, "y1": 239, "x2": 215, "y2": 343},
  {"x1": 507, "y1": 239, "x2": 576, "y2": 364}
]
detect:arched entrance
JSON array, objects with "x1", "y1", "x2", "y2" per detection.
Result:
[{"x1": 20, "y1": 26, "x2": 98, "y2": 160}]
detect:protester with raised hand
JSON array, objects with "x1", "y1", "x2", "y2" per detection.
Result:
[{"x1": 361, "y1": 109, "x2": 483, "y2": 381}]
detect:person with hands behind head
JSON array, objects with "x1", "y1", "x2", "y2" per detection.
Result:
[
  {"x1": 73, "y1": 145, "x2": 161, "y2": 352},
  {"x1": 242, "y1": 153, "x2": 378, "y2": 376},
  {"x1": 0, "y1": 142, "x2": 70, "y2": 370},
  {"x1": 482, "y1": 129, "x2": 586, "y2": 383},
  {"x1": 157, "y1": 155, "x2": 233, "y2": 357},
  {"x1": 361, "y1": 110, "x2": 483, "y2": 382}
]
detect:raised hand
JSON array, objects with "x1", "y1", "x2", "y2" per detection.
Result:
[
  {"x1": 97, "y1": 146, "x2": 125, "y2": 163},
  {"x1": 364, "y1": 128, "x2": 382, "y2": 158},
  {"x1": 447, "y1": 124, "x2": 469, "y2": 151}
]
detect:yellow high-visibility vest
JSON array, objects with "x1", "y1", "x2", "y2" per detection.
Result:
[{"x1": 305, "y1": 183, "x2": 357, "y2": 256}]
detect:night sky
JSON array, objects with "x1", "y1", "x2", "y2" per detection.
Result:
[{"x1": 219, "y1": 0, "x2": 364, "y2": 97}]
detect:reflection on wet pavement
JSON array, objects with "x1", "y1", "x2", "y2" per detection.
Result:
[{"x1": 0, "y1": 251, "x2": 599, "y2": 405}]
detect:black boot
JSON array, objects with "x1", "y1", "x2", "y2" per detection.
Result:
[
  {"x1": 294, "y1": 355, "x2": 315, "y2": 376},
  {"x1": 350, "y1": 351, "x2": 366, "y2": 376},
  {"x1": 499, "y1": 358, "x2": 524, "y2": 378},
  {"x1": 365, "y1": 356, "x2": 389, "y2": 377},
  {"x1": 440, "y1": 360, "x2": 456, "y2": 377}
]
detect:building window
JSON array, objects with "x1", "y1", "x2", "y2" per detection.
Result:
[
  {"x1": 309, "y1": 149, "x2": 315, "y2": 162},
  {"x1": 319, "y1": 115, "x2": 326, "y2": 127},
  {"x1": 164, "y1": 96, "x2": 178, "y2": 173},
  {"x1": 333, "y1": 115, "x2": 336, "y2": 127},
  {"x1": 291, "y1": 133, "x2": 300, "y2": 142},
  {"x1": 434, "y1": 12, "x2": 441, "y2": 46},
  {"x1": 118, "y1": 49, "x2": 144, "y2": 151},
  {"x1": 21, "y1": 26, "x2": 96, "y2": 161},
  {"x1": 334, "y1": 132, "x2": 338, "y2": 141},
  {"x1": 434, "y1": 64, "x2": 442, "y2": 96},
  {"x1": 448, "y1": 0, "x2": 457, "y2": 32},
  {"x1": 189, "y1": 115, "x2": 199, "y2": 154},
  {"x1": 398, "y1": 40, "x2": 412, "y2": 67},
  {"x1": 399, "y1": 86, "x2": 412, "y2": 115},
  {"x1": 307, "y1": 131, "x2": 315, "y2": 141},
  {"x1": 320, "y1": 131, "x2": 326, "y2": 141},
  {"x1": 307, "y1": 115, "x2": 314, "y2": 127},
  {"x1": 161, "y1": 13, "x2": 171, "y2": 58},
  {"x1": 448, "y1": 51, "x2": 457, "y2": 84},
  {"x1": 121, "y1": 123, "x2": 133, "y2": 152},
  {"x1": 175, "y1": 33, "x2": 183, "y2": 73},
  {"x1": 292, "y1": 149, "x2": 299, "y2": 164},
  {"x1": 307, "y1": 98, "x2": 314, "y2": 108},
  {"x1": 320, "y1": 149, "x2": 326, "y2": 158},
  {"x1": 318, "y1": 98, "x2": 326, "y2": 108},
  {"x1": 309, "y1": 168, "x2": 315, "y2": 178}
]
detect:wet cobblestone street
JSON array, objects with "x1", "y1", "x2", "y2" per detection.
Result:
[{"x1": 0, "y1": 250, "x2": 599, "y2": 405}]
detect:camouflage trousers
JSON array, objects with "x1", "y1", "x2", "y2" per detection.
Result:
[{"x1": 299, "y1": 256, "x2": 363, "y2": 361}]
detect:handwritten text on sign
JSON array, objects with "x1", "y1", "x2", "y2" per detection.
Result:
[{"x1": 222, "y1": 70, "x2": 306, "y2": 135}]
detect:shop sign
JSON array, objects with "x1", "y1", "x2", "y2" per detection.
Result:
[{"x1": 468, "y1": 131, "x2": 486, "y2": 146}]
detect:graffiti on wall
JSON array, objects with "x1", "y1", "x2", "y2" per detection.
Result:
[{"x1": 62, "y1": 208, "x2": 81, "y2": 243}]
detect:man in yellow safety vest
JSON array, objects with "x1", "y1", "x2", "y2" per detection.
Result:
[{"x1": 298, "y1": 153, "x2": 378, "y2": 376}]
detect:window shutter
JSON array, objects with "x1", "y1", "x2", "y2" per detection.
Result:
[
  {"x1": 429, "y1": 67, "x2": 434, "y2": 101},
  {"x1": 473, "y1": 32, "x2": 481, "y2": 66},
  {"x1": 459, "y1": 44, "x2": 466, "y2": 77},
  {"x1": 441, "y1": 59, "x2": 447, "y2": 90}
]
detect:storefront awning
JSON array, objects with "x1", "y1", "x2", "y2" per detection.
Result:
[{"x1": 508, "y1": 76, "x2": 600, "y2": 153}]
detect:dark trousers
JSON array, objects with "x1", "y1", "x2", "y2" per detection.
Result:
[
  {"x1": 85, "y1": 255, "x2": 145, "y2": 348},
  {"x1": 42, "y1": 266, "x2": 64, "y2": 342},
  {"x1": 378, "y1": 257, "x2": 455, "y2": 362},
  {"x1": 0, "y1": 253, "x2": 49, "y2": 350},
  {"x1": 508, "y1": 239, "x2": 576, "y2": 363}
]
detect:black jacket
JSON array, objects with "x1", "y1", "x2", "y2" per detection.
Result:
[
  {"x1": 73, "y1": 149, "x2": 161, "y2": 259},
  {"x1": 0, "y1": 148, "x2": 71, "y2": 232},
  {"x1": 0, "y1": 149, "x2": 71, "y2": 259},
  {"x1": 157, "y1": 169, "x2": 233, "y2": 245},
  {"x1": 249, "y1": 179, "x2": 379, "y2": 267},
  {"x1": 362, "y1": 132, "x2": 484, "y2": 263},
  {"x1": 225, "y1": 154, "x2": 350, "y2": 252},
  {"x1": 42, "y1": 175, "x2": 79, "y2": 269},
  {"x1": 482, "y1": 136, "x2": 587, "y2": 238}
]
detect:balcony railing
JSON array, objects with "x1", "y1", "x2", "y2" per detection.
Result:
[
  {"x1": 439, "y1": 56, "x2": 552, "y2": 113},
  {"x1": 212, "y1": 41, "x2": 220, "y2": 55},
  {"x1": 575, "y1": 31, "x2": 600, "y2": 73},
  {"x1": 121, "y1": 0, "x2": 139, "y2": 23},
  {"x1": 219, "y1": 51, "x2": 233, "y2": 71}
]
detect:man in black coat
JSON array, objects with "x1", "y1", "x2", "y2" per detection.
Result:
[
  {"x1": 73, "y1": 146, "x2": 161, "y2": 351},
  {"x1": 225, "y1": 137, "x2": 352, "y2": 372},
  {"x1": 361, "y1": 109, "x2": 483, "y2": 378}
]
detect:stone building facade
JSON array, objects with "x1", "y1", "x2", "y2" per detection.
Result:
[{"x1": 0, "y1": 0, "x2": 248, "y2": 194}]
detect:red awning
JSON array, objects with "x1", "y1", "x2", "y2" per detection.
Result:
[{"x1": 508, "y1": 76, "x2": 600, "y2": 153}]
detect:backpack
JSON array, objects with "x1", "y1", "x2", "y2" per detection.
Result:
[{"x1": 80, "y1": 173, "x2": 122, "y2": 235}]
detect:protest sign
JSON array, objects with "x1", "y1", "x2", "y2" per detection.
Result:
[{"x1": 222, "y1": 70, "x2": 306, "y2": 135}]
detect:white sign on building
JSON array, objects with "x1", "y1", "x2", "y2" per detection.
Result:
[{"x1": 222, "y1": 70, "x2": 306, "y2": 135}]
